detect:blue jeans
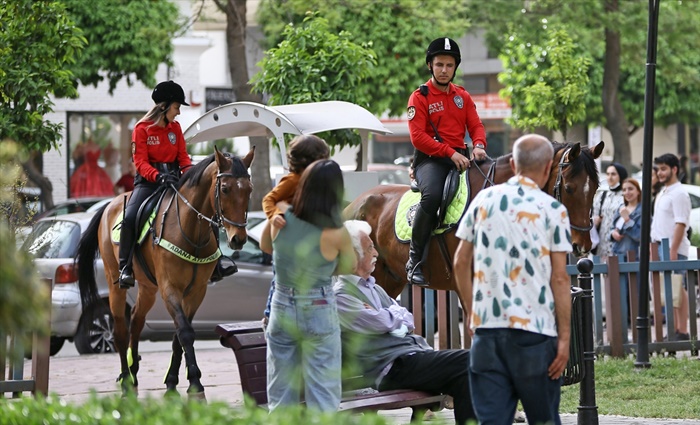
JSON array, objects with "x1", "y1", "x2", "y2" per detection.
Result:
[
  {"x1": 469, "y1": 328, "x2": 562, "y2": 425},
  {"x1": 266, "y1": 284, "x2": 341, "y2": 412}
]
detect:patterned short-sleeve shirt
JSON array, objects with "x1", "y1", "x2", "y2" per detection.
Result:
[{"x1": 455, "y1": 176, "x2": 573, "y2": 337}]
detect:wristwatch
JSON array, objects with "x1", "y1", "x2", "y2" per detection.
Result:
[{"x1": 474, "y1": 143, "x2": 485, "y2": 150}]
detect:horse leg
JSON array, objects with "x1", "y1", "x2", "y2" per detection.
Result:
[
  {"x1": 164, "y1": 294, "x2": 206, "y2": 399},
  {"x1": 163, "y1": 333, "x2": 184, "y2": 395},
  {"x1": 109, "y1": 288, "x2": 134, "y2": 395},
  {"x1": 124, "y1": 284, "x2": 157, "y2": 393}
]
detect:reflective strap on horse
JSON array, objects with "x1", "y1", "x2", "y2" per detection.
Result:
[{"x1": 157, "y1": 239, "x2": 222, "y2": 264}]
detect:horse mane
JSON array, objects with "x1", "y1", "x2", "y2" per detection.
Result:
[
  {"x1": 180, "y1": 152, "x2": 250, "y2": 188},
  {"x1": 552, "y1": 141, "x2": 599, "y2": 189}
]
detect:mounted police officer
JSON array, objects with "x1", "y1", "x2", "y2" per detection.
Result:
[
  {"x1": 118, "y1": 81, "x2": 235, "y2": 288},
  {"x1": 406, "y1": 37, "x2": 487, "y2": 287}
]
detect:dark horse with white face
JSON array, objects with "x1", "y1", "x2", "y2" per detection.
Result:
[
  {"x1": 344, "y1": 142, "x2": 603, "y2": 311},
  {"x1": 76, "y1": 148, "x2": 254, "y2": 398}
]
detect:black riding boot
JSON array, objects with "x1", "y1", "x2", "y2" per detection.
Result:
[
  {"x1": 406, "y1": 205, "x2": 433, "y2": 287},
  {"x1": 118, "y1": 222, "x2": 136, "y2": 289},
  {"x1": 210, "y1": 256, "x2": 238, "y2": 282}
]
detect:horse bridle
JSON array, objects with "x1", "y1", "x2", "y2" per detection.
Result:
[
  {"x1": 552, "y1": 148, "x2": 594, "y2": 232},
  {"x1": 167, "y1": 171, "x2": 249, "y2": 229},
  {"x1": 214, "y1": 171, "x2": 249, "y2": 228}
]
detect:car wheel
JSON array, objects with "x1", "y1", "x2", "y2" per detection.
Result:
[
  {"x1": 50, "y1": 336, "x2": 66, "y2": 356},
  {"x1": 75, "y1": 300, "x2": 116, "y2": 355},
  {"x1": 23, "y1": 336, "x2": 66, "y2": 359}
]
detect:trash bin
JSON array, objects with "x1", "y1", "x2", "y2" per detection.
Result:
[{"x1": 563, "y1": 286, "x2": 585, "y2": 386}]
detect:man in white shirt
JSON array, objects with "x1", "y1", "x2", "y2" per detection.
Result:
[
  {"x1": 334, "y1": 220, "x2": 475, "y2": 425},
  {"x1": 649, "y1": 153, "x2": 692, "y2": 340}
]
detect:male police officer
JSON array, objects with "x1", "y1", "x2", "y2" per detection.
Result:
[{"x1": 406, "y1": 37, "x2": 487, "y2": 287}]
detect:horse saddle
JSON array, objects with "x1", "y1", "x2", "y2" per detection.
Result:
[
  {"x1": 394, "y1": 168, "x2": 469, "y2": 243},
  {"x1": 110, "y1": 189, "x2": 166, "y2": 246}
]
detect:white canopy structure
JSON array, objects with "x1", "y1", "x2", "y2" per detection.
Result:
[{"x1": 183, "y1": 101, "x2": 392, "y2": 169}]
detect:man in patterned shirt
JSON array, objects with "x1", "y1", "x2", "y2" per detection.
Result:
[{"x1": 453, "y1": 134, "x2": 572, "y2": 425}]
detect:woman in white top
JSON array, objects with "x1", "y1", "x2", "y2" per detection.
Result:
[{"x1": 592, "y1": 163, "x2": 628, "y2": 260}]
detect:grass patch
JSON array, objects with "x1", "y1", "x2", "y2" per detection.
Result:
[{"x1": 560, "y1": 356, "x2": 700, "y2": 418}]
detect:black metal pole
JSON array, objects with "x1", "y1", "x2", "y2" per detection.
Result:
[
  {"x1": 635, "y1": 0, "x2": 661, "y2": 369},
  {"x1": 577, "y1": 258, "x2": 598, "y2": 425}
]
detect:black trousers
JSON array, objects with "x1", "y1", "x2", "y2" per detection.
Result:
[
  {"x1": 415, "y1": 158, "x2": 454, "y2": 218},
  {"x1": 378, "y1": 349, "x2": 475, "y2": 425}
]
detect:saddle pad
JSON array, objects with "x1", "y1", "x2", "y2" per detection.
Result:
[
  {"x1": 110, "y1": 209, "x2": 156, "y2": 245},
  {"x1": 394, "y1": 172, "x2": 470, "y2": 243}
]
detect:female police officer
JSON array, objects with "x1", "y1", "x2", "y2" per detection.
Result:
[
  {"x1": 406, "y1": 38, "x2": 487, "y2": 287},
  {"x1": 118, "y1": 80, "x2": 193, "y2": 287}
]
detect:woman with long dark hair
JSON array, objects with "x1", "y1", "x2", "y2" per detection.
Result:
[{"x1": 266, "y1": 159, "x2": 356, "y2": 412}]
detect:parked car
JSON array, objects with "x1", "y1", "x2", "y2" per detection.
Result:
[
  {"x1": 367, "y1": 163, "x2": 411, "y2": 185},
  {"x1": 16, "y1": 197, "x2": 112, "y2": 246},
  {"x1": 21, "y1": 210, "x2": 272, "y2": 356}
]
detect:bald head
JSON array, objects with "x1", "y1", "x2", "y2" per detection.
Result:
[{"x1": 512, "y1": 134, "x2": 553, "y2": 174}]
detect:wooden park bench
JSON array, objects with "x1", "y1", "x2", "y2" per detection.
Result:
[{"x1": 215, "y1": 321, "x2": 450, "y2": 421}]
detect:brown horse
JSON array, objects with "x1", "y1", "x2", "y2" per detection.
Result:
[
  {"x1": 76, "y1": 147, "x2": 254, "y2": 398},
  {"x1": 344, "y1": 142, "x2": 604, "y2": 309}
]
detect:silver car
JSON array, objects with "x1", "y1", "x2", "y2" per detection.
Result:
[{"x1": 22, "y1": 211, "x2": 272, "y2": 356}]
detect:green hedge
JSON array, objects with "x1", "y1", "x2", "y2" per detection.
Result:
[{"x1": 0, "y1": 393, "x2": 389, "y2": 425}]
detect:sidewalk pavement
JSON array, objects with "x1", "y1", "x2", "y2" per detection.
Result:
[{"x1": 23, "y1": 341, "x2": 700, "y2": 425}]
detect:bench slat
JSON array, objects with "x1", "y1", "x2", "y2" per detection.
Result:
[{"x1": 216, "y1": 322, "x2": 447, "y2": 415}]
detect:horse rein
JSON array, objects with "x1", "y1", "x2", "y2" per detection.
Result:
[
  {"x1": 552, "y1": 148, "x2": 594, "y2": 232},
  {"x1": 165, "y1": 172, "x2": 249, "y2": 230}
]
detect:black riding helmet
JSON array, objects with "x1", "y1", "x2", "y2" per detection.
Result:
[
  {"x1": 426, "y1": 37, "x2": 461, "y2": 67},
  {"x1": 152, "y1": 80, "x2": 190, "y2": 106}
]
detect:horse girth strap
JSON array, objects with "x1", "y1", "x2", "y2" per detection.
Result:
[{"x1": 157, "y1": 239, "x2": 221, "y2": 264}]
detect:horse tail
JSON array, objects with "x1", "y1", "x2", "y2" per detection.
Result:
[{"x1": 76, "y1": 203, "x2": 108, "y2": 311}]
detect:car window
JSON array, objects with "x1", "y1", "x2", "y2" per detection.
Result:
[
  {"x1": 219, "y1": 229, "x2": 271, "y2": 265},
  {"x1": 23, "y1": 220, "x2": 81, "y2": 259},
  {"x1": 688, "y1": 193, "x2": 700, "y2": 210}
]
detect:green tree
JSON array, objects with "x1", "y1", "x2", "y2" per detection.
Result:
[
  {"x1": 1, "y1": 0, "x2": 181, "y2": 210},
  {"x1": 256, "y1": 0, "x2": 471, "y2": 117},
  {"x1": 205, "y1": 0, "x2": 272, "y2": 209},
  {"x1": 63, "y1": 0, "x2": 181, "y2": 94},
  {"x1": 0, "y1": 142, "x2": 50, "y2": 353},
  {"x1": 498, "y1": 26, "x2": 590, "y2": 139},
  {"x1": 251, "y1": 14, "x2": 377, "y2": 149},
  {"x1": 467, "y1": 0, "x2": 700, "y2": 168}
]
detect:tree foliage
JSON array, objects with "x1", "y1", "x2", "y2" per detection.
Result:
[
  {"x1": 467, "y1": 0, "x2": 700, "y2": 164},
  {"x1": 0, "y1": 0, "x2": 85, "y2": 153},
  {"x1": 0, "y1": 142, "x2": 49, "y2": 350},
  {"x1": 63, "y1": 0, "x2": 181, "y2": 94},
  {"x1": 256, "y1": 0, "x2": 471, "y2": 117},
  {"x1": 499, "y1": 26, "x2": 590, "y2": 139},
  {"x1": 251, "y1": 14, "x2": 376, "y2": 149}
]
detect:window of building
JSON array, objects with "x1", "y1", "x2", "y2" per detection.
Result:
[{"x1": 67, "y1": 112, "x2": 143, "y2": 198}]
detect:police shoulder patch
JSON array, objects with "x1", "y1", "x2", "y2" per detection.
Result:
[
  {"x1": 453, "y1": 95, "x2": 464, "y2": 109},
  {"x1": 407, "y1": 106, "x2": 416, "y2": 120}
]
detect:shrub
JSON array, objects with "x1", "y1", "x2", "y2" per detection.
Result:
[{"x1": 0, "y1": 393, "x2": 389, "y2": 425}]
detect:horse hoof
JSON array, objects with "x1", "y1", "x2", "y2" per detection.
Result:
[
  {"x1": 164, "y1": 388, "x2": 180, "y2": 399},
  {"x1": 188, "y1": 391, "x2": 206, "y2": 402}
]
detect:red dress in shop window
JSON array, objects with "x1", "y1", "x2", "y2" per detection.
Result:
[{"x1": 70, "y1": 148, "x2": 115, "y2": 198}]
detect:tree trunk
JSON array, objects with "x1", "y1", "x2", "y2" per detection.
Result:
[
  {"x1": 23, "y1": 151, "x2": 53, "y2": 210},
  {"x1": 567, "y1": 124, "x2": 588, "y2": 145},
  {"x1": 602, "y1": 0, "x2": 631, "y2": 168},
  {"x1": 220, "y1": 0, "x2": 271, "y2": 211}
]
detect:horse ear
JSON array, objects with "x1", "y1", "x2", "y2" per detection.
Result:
[
  {"x1": 565, "y1": 143, "x2": 581, "y2": 162},
  {"x1": 214, "y1": 145, "x2": 227, "y2": 169},
  {"x1": 242, "y1": 146, "x2": 255, "y2": 169},
  {"x1": 591, "y1": 141, "x2": 605, "y2": 159}
]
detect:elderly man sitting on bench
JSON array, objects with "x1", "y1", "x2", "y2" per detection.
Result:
[{"x1": 334, "y1": 220, "x2": 476, "y2": 425}]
